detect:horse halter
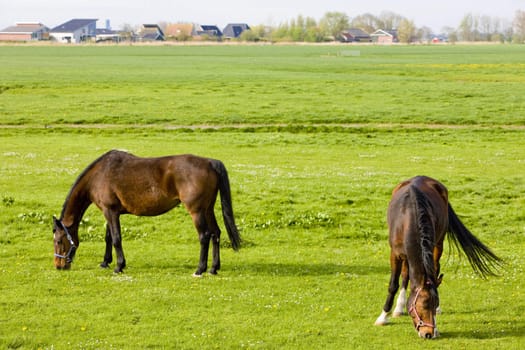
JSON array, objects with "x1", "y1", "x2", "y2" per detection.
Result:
[
  {"x1": 408, "y1": 282, "x2": 436, "y2": 331},
  {"x1": 54, "y1": 223, "x2": 77, "y2": 264}
]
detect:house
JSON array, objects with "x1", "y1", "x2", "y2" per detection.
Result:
[
  {"x1": 0, "y1": 22, "x2": 49, "y2": 41},
  {"x1": 195, "y1": 25, "x2": 222, "y2": 38},
  {"x1": 138, "y1": 24, "x2": 165, "y2": 41},
  {"x1": 50, "y1": 19, "x2": 97, "y2": 43},
  {"x1": 431, "y1": 34, "x2": 448, "y2": 43},
  {"x1": 164, "y1": 23, "x2": 195, "y2": 40},
  {"x1": 340, "y1": 28, "x2": 371, "y2": 43},
  {"x1": 370, "y1": 29, "x2": 398, "y2": 44},
  {"x1": 222, "y1": 23, "x2": 250, "y2": 39},
  {"x1": 96, "y1": 28, "x2": 121, "y2": 43}
]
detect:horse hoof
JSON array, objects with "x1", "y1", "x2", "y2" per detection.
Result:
[
  {"x1": 374, "y1": 319, "x2": 388, "y2": 326},
  {"x1": 100, "y1": 262, "x2": 110, "y2": 269},
  {"x1": 192, "y1": 273, "x2": 203, "y2": 278},
  {"x1": 393, "y1": 311, "x2": 404, "y2": 317},
  {"x1": 374, "y1": 311, "x2": 389, "y2": 326}
]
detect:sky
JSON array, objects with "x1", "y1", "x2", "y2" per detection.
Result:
[{"x1": 1, "y1": 0, "x2": 524, "y2": 33}]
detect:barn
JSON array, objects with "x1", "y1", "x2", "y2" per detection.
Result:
[{"x1": 0, "y1": 23, "x2": 49, "y2": 41}]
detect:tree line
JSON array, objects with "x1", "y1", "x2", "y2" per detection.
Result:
[{"x1": 183, "y1": 10, "x2": 525, "y2": 43}]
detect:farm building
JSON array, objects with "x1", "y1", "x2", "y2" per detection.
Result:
[
  {"x1": 50, "y1": 19, "x2": 97, "y2": 43},
  {"x1": 0, "y1": 22, "x2": 49, "y2": 41},
  {"x1": 138, "y1": 24, "x2": 165, "y2": 41},
  {"x1": 370, "y1": 29, "x2": 399, "y2": 44},
  {"x1": 222, "y1": 23, "x2": 250, "y2": 39},
  {"x1": 196, "y1": 25, "x2": 223, "y2": 38},
  {"x1": 164, "y1": 23, "x2": 195, "y2": 40},
  {"x1": 340, "y1": 28, "x2": 371, "y2": 42},
  {"x1": 95, "y1": 28, "x2": 121, "y2": 43}
]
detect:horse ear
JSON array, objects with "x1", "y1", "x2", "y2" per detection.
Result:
[
  {"x1": 437, "y1": 273, "x2": 444, "y2": 286},
  {"x1": 53, "y1": 216, "x2": 62, "y2": 228}
]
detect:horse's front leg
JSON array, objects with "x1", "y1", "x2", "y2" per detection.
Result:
[
  {"x1": 104, "y1": 212, "x2": 126, "y2": 273},
  {"x1": 375, "y1": 253, "x2": 402, "y2": 326},
  {"x1": 393, "y1": 260, "x2": 409, "y2": 317},
  {"x1": 100, "y1": 225, "x2": 113, "y2": 268}
]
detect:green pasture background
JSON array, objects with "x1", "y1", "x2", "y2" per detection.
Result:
[{"x1": 0, "y1": 44, "x2": 524, "y2": 349}]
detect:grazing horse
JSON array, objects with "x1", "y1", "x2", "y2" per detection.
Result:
[
  {"x1": 53, "y1": 150, "x2": 241, "y2": 276},
  {"x1": 374, "y1": 176, "x2": 501, "y2": 339}
]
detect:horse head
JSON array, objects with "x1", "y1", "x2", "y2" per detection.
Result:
[
  {"x1": 53, "y1": 216, "x2": 77, "y2": 270},
  {"x1": 408, "y1": 281, "x2": 439, "y2": 339}
]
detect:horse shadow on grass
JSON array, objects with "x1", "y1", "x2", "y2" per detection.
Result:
[
  {"x1": 227, "y1": 262, "x2": 389, "y2": 277},
  {"x1": 437, "y1": 308, "x2": 525, "y2": 340},
  {"x1": 441, "y1": 323, "x2": 525, "y2": 340}
]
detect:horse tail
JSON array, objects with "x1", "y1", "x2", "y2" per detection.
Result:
[
  {"x1": 446, "y1": 203, "x2": 502, "y2": 277},
  {"x1": 210, "y1": 160, "x2": 241, "y2": 251},
  {"x1": 409, "y1": 185, "x2": 437, "y2": 284}
]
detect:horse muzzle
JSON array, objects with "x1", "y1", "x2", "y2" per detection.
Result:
[
  {"x1": 418, "y1": 325, "x2": 439, "y2": 339},
  {"x1": 54, "y1": 245, "x2": 76, "y2": 269},
  {"x1": 54, "y1": 256, "x2": 72, "y2": 270}
]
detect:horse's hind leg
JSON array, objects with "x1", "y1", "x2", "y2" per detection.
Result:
[
  {"x1": 100, "y1": 225, "x2": 113, "y2": 268},
  {"x1": 191, "y1": 211, "x2": 211, "y2": 277},
  {"x1": 375, "y1": 253, "x2": 402, "y2": 326},
  {"x1": 207, "y1": 210, "x2": 221, "y2": 275}
]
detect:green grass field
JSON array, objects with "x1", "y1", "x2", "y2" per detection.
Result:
[{"x1": 0, "y1": 44, "x2": 524, "y2": 349}]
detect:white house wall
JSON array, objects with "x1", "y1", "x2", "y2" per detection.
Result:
[{"x1": 52, "y1": 26, "x2": 93, "y2": 43}]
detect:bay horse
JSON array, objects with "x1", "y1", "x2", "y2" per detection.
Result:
[
  {"x1": 374, "y1": 176, "x2": 501, "y2": 339},
  {"x1": 53, "y1": 150, "x2": 241, "y2": 276}
]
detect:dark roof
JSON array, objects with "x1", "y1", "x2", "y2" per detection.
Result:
[
  {"x1": 344, "y1": 28, "x2": 370, "y2": 37},
  {"x1": 199, "y1": 25, "x2": 222, "y2": 36},
  {"x1": 141, "y1": 33, "x2": 163, "y2": 40},
  {"x1": 340, "y1": 28, "x2": 371, "y2": 42},
  {"x1": 51, "y1": 19, "x2": 97, "y2": 32},
  {"x1": 222, "y1": 23, "x2": 250, "y2": 38},
  {"x1": 96, "y1": 28, "x2": 118, "y2": 35}
]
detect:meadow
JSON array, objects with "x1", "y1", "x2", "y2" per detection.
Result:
[{"x1": 0, "y1": 44, "x2": 524, "y2": 349}]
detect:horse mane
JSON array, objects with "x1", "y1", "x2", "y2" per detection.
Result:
[
  {"x1": 409, "y1": 185, "x2": 437, "y2": 285},
  {"x1": 60, "y1": 150, "x2": 117, "y2": 219}
]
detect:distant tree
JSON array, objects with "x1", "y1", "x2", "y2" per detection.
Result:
[
  {"x1": 458, "y1": 13, "x2": 479, "y2": 41},
  {"x1": 319, "y1": 12, "x2": 350, "y2": 40},
  {"x1": 513, "y1": 10, "x2": 525, "y2": 43},
  {"x1": 378, "y1": 11, "x2": 405, "y2": 30},
  {"x1": 271, "y1": 15, "x2": 322, "y2": 42},
  {"x1": 350, "y1": 13, "x2": 380, "y2": 33},
  {"x1": 290, "y1": 17, "x2": 304, "y2": 41},
  {"x1": 248, "y1": 25, "x2": 268, "y2": 41},
  {"x1": 273, "y1": 22, "x2": 290, "y2": 41},
  {"x1": 479, "y1": 15, "x2": 493, "y2": 41},
  {"x1": 416, "y1": 26, "x2": 433, "y2": 43},
  {"x1": 501, "y1": 19, "x2": 514, "y2": 42},
  {"x1": 239, "y1": 29, "x2": 259, "y2": 42},
  {"x1": 119, "y1": 23, "x2": 137, "y2": 41},
  {"x1": 442, "y1": 26, "x2": 458, "y2": 43},
  {"x1": 304, "y1": 17, "x2": 323, "y2": 42},
  {"x1": 398, "y1": 19, "x2": 416, "y2": 43}
]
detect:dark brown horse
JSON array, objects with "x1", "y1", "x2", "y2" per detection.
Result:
[
  {"x1": 374, "y1": 176, "x2": 501, "y2": 338},
  {"x1": 53, "y1": 150, "x2": 241, "y2": 276}
]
